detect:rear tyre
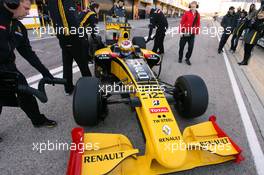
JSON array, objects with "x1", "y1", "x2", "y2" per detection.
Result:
[
  {"x1": 132, "y1": 36, "x2": 146, "y2": 49},
  {"x1": 73, "y1": 77, "x2": 102, "y2": 126},
  {"x1": 174, "y1": 75, "x2": 209, "y2": 118}
]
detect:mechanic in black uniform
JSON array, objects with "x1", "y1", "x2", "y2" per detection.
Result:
[
  {"x1": 79, "y1": 2, "x2": 103, "y2": 57},
  {"x1": 238, "y1": 10, "x2": 264, "y2": 65},
  {"x1": 110, "y1": 0, "x2": 126, "y2": 17},
  {"x1": 79, "y1": 2, "x2": 100, "y2": 41},
  {"x1": 218, "y1": 6, "x2": 237, "y2": 54},
  {"x1": 79, "y1": 2, "x2": 99, "y2": 30},
  {"x1": 230, "y1": 10, "x2": 248, "y2": 53},
  {"x1": 146, "y1": 7, "x2": 168, "y2": 55},
  {"x1": 47, "y1": 0, "x2": 92, "y2": 95},
  {"x1": 0, "y1": 0, "x2": 57, "y2": 135}
]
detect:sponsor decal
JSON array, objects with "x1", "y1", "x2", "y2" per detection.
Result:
[
  {"x1": 162, "y1": 125, "x2": 171, "y2": 135},
  {"x1": 199, "y1": 138, "x2": 230, "y2": 146},
  {"x1": 152, "y1": 100, "x2": 160, "y2": 106},
  {"x1": 98, "y1": 54, "x2": 110, "y2": 60},
  {"x1": 153, "y1": 118, "x2": 174, "y2": 124},
  {"x1": 131, "y1": 60, "x2": 150, "y2": 81},
  {"x1": 159, "y1": 136, "x2": 181, "y2": 143},
  {"x1": 84, "y1": 152, "x2": 124, "y2": 163},
  {"x1": 149, "y1": 107, "x2": 169, "y2": 113},
  {"x1": 69, "y1": 7, "x2": 76, "y2": 11}
]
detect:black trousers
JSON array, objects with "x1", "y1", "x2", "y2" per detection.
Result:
[
  {"x1": 218, "y1": 32, "x2": 231, "y2": 51},
  {"x1": 243, "y1": 43, "x2": 255, "y2": 62},
  {"x1": 0, "y1": 63, "x2": 47, "y2": 125},
  {"x1": 230, "y1": 34, "x2": 239, "y2": 51},
  {"x1": 179, "y1": 35, "x2": 195, "y2": 61},
  {"x1": 59, "y1": 36, "x2": 92, "y2": 92},
  {"x1": 231, "y1": 31, "x2": 243, "y2": 51},
  {"x1": 153, "y1": 30, "x2": 166, "y2": 54}
]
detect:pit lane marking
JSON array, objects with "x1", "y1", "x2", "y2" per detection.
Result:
[{"x1": 215, "y1": 22, "x2": 264, "y2": 175}]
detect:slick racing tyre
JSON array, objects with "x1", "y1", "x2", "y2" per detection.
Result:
[
  {"x1": 174, "y1": 75, "x2": 208, "y2": 118},
  {"x1": 132, "y1": 36, "x2": 146, "y2": 49},
  {"x1": 73, "y1": 77, "x2": 103, "y2": 126}
]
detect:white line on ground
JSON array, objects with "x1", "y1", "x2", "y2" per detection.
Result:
[
  {"x1": 30, "y1": 36, "x2": 56, "y2": 42},
  {"x1": 26, "y1": 62, "x2": 77, "y2": 85},
  {"x1": 31, "y1": 66, "x2": 80, "y2": 89},
  {"x1": 216, "y1": 26, "x2": 264, "y2": 175}
]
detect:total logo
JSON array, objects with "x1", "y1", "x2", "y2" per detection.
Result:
[
  {"x1": 149, "y1": 107, "x2": 169, "y2": 113},
  {"x1": 162, "y1": 125, "x2": 172, "y2": 135}
]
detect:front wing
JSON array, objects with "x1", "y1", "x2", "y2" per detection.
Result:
[{"x1": 67, "y1": 116, "x2": 244, "y2": 175}]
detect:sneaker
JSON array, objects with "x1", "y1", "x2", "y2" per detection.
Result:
[
  {"x1": 0, "y1": 137, "x2": 2, "y2": 143},
  {"x1": 185, "y1": 60, "x2": 192, "y2": 66},
  {"x1": 178, "y1": 59, "x2": 182, "y2": 63}
]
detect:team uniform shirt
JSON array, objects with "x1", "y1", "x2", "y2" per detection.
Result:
[
  {"x1": 12, "y1": 20, "x2": 52, "y2": 76},
  {"x1": 180, "y1": 10, "x2": 201, "y2": 35},
  {"x1": 0, "y1": 2, "x2": 16, "y2": 64},
  {"x1": 149, "y1": 9, "x2": 168, "y2": 32},
  {"x1": 244, "y1": 18, "x2": 264, "y2": 45}
]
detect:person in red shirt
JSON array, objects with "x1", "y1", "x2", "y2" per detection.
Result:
[{"x1": 178, "y1": 1, "x2": 200, "y2": 66}]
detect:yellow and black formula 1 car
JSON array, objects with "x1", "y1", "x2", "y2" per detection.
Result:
[{"x1": 67, "y1": 39, "x2": 244, "y2": 175}]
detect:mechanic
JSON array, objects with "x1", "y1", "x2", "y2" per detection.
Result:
[
  {"x1": 230, "y1": 10, "x2": 248, "y2": 53},
  {"x1": 110, "y1": 0, "x2": 126, "y2": 17},
  {"x1": 238, "y1": 10, "x2": 264, "y2": 65},
  {"x1": 47, "y1": 0, "x2": 92, "y2": 95},
  {"x1": 178, "y1": 1, "x2": 200, "y2": 66},
  {"x1": 79, "y1": 2, "x2": 99, "y2": 30},
  {"x1": 79, "y1": 2, "x2": 100, "y2": 60},
  {"x1": 218, "y1": 6, "x2": 236, "y2": 54},
  {"x1": 0, "y1": 0, "x2": 57, "y2": 132},
  {"x1": 146, "y1": 6, "x2": 168, "y2": 56},
  {"x1": 234, "y1": 7, "x2": 242, "y2": 23}
]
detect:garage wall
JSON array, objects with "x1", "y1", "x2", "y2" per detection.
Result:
[{"x1": 95, "y1": 0, "x2": 134, "y2": 20}]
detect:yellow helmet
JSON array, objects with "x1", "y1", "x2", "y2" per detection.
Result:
[{"x1": 119, "y1": 40, "x2": 133, "y2": 57}]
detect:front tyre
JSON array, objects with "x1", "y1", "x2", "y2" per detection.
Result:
[
  {"x1": 73, "y1": 77, "x2": 103, "y2": 126},
  {"x1": 174, "y1": 75, "x2": 209, "y2": 118}
]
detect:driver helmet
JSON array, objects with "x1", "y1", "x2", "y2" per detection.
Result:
[{"x1": 119, "y1": 40, "x2": 133, "y2": 57}]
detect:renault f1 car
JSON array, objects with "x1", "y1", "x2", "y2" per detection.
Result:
[{"x1": 67, "y1": 37, "x2": 244, "y2": 174}]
